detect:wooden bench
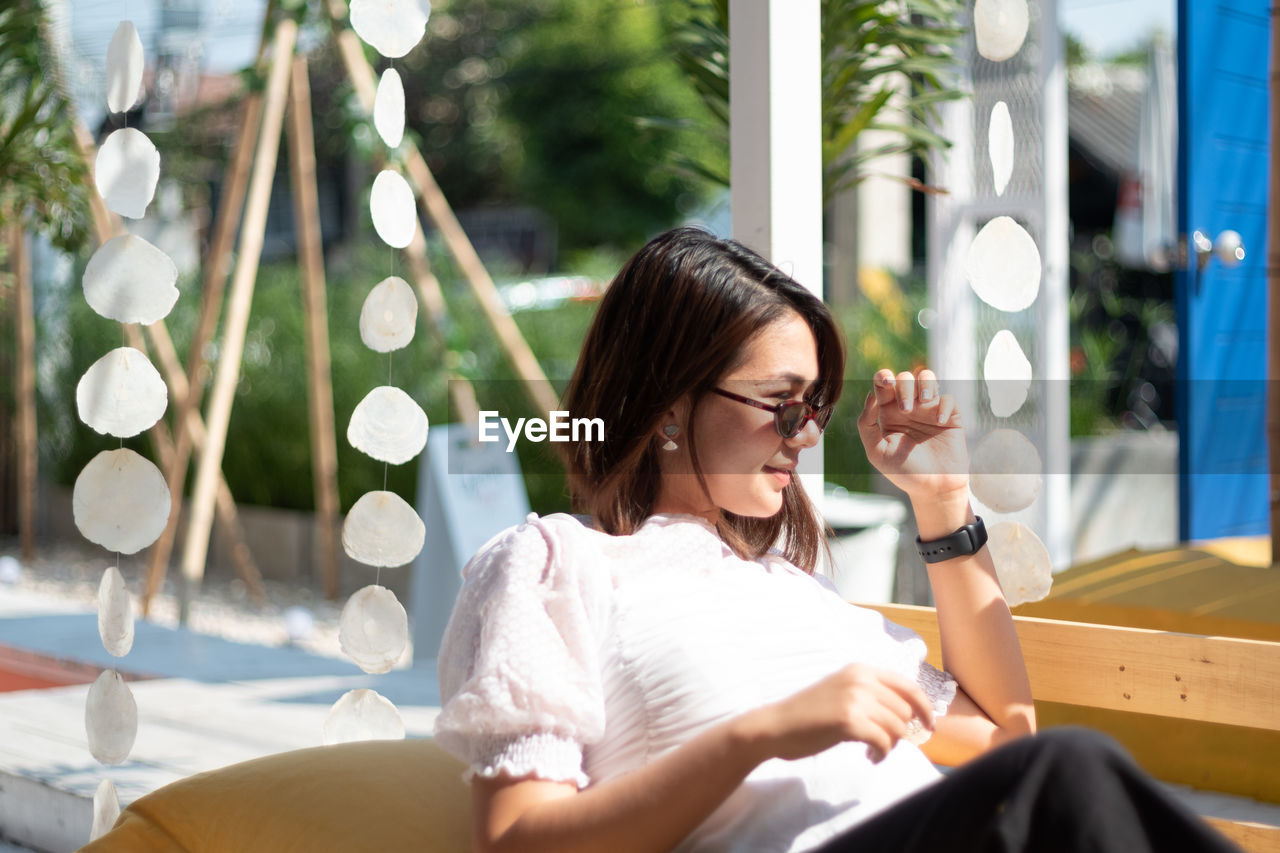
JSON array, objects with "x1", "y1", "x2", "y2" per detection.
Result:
[
  {"x1": 85, "y1": 603, "x2": 1280, "y2": 852},
  {"x1": 868, "y1": 603, "x2": 1280, "y2": 853}
]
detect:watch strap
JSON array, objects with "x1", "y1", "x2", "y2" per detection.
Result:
[{"x1": 915, "y1": 516, "x2": 987, "y2": 564}]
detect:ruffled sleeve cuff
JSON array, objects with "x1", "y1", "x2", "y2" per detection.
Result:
[{"x1": 466, "y1": 731, "x2": 591, "y2": 789}]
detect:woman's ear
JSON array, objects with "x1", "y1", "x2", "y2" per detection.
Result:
[
  {"x1": 655, "y1": 395, "x2": 692, "y2": 449},
  {"x1": 658, "y1": 396, "x2": 692, "y2": 434}
]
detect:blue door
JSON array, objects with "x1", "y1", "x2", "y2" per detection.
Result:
[{"x1": 1175, "y1": 0, "x2": 1270, "y2": 540}]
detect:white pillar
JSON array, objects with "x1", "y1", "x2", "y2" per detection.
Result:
[
  {"x1": 1039, "y1": 0, "x2": 1072, "y2": 569},
  {"x1": 730, "y1": 0, "x2": 823, "y2": 290},
  {"x1": 729, "y1": 0, "x2": 825, "y2": 506}
]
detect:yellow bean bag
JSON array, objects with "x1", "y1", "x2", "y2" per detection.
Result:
[{"x1": 80, "y1": 738, "x2": 471, "y2": 852}]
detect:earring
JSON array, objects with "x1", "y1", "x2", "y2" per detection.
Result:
[{"x1": 662, "y1": 424, "x2": 679, "y2": 452}]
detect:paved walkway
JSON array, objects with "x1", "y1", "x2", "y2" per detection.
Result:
[{"x1": 0, "y1": 588, "x2": 440, "y2": 852}]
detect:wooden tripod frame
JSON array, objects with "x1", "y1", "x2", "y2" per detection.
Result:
[{"x1": 62, "y1": 3, "x2": 560, "y2": 619}]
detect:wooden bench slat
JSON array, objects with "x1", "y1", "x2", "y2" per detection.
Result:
[
  {"x1": 865, "y1": 603, "x2": 1280, "y2": 732},
  {"x1": 1206, "y1": 817, "x2": 1280, "y2": 852}
]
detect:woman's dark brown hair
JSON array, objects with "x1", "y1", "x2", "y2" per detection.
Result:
[{"x1": 558, "y1": 227, "x2": 845, "y2": 571}]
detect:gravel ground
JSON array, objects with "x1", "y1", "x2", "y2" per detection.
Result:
[{"x1": 0, "y1": 538, "x2": 350, "y2": 662}]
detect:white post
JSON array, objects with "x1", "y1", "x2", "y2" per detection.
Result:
[
  {"x1": 729, "y1": 0, "x2": 825, "y2": 505},
  {"x1": 926, "y1": 0, "x2": 1071, "y2": 575},
  {"x1": 1039, "y1": 0, "x2": 1072, "y2": 569}
]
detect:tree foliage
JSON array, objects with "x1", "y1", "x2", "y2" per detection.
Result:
[
  {"x1": 381, "y1": 0, "x2": 719, "y2": 255},
  {"x1": 498, "y1": 0, "x2": 717, "y2": 251},
  {"x1": 0, "y1": 1, "x2": 92, "y2": 253},
  {"x1": 667, "y1": 0, "x2": 966, "y2": 202}
]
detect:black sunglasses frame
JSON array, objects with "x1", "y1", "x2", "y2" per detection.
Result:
[{"x1": 710, "y1": 388, "x2": 832, "y2": 439}]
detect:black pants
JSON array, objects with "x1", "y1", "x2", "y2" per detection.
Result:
[{"x1": 814, "y1": 727, "x2": 1241, "y2": 853}]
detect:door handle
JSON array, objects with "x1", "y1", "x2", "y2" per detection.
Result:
[{"x1": 1192, "y1": 229, "x2": 1245, "y2": 271}]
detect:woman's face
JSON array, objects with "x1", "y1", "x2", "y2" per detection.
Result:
[{"x1": 656, "y1": 311, "x2": 822, "y2": 521}]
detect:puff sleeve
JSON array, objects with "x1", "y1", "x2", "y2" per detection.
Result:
[{"x1": 434, "y1": 516, "x2": 609, "y2": 788}]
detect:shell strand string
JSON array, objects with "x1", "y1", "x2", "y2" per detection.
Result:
[
  {"x1": 378, "y1": 75, "x2": 395, "y2": 593},
  {"x1": 122, "y1": 0, "x2": 129, "y2": 130}
]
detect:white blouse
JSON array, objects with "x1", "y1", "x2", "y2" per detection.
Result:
[{"x1": 435, "y1": 512, "x2": 957, "y2": 853}]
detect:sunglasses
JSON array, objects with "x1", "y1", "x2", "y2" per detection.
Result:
[{"x1": 711, "y1": 388, "x2": 833, "y2": 439}]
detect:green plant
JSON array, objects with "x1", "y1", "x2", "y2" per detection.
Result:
[
  {"x1": 824, "y1": 269, "x2": 929, "y2": 493},
  {"x1": 306, "y1": 0, "x2": 720, "y2": 258},
  {"x1": 0, "y1": 1, "x2": 91, "y2": 253},
  {"x1": 489, "y1": 0, "x2": 719, "y2": 253},
  {"x1": 665, "y1": 0, "x2": 966, "y2": 201},
  {"x1": 1067, "y1": 244, "x2": 1176, "y2": 436}
]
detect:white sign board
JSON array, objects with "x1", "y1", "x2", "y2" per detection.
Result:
[{"x1": 410, "y1": 422, "x2": 530, "y2": 663}]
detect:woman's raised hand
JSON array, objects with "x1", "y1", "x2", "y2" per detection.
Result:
[
  {"x1": 856, "y1": 367, "x2": 969, "y2": 502},
  {"x1": 749, "y1": 664, "x2": 935, "y2": 765}
]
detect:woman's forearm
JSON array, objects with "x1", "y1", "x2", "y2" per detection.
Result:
[
  {"x1": 910, "y1": 494, "x2": 1036, "y2": 739},
  {"x1": 478, "y1": 713, "x2": 770, "y2": 853}
]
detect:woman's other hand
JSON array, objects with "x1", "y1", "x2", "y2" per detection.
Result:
[
  {"x1": 856, "y1": 367, "x2": 969, "y2": 502},
  {"x1": 471, "y1": 666, "x2": 929, "y2": 853},
  {"x1": 746, "y1": 664, "x2": 935, "y2": 765}
]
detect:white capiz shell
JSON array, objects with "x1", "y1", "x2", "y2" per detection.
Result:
[
  {"x1": 95, "y1": 128, "x2": 161, "y2": 219},
  {"x1": 90, "y1": 778, "x2": 122, "y2": 841},
  {"x1": 349, "y1": 0, "x2": 432, "y2": 59},
  {"x1": 323, "y1": 688, "x2": 405, "y2": 744},
  {"x1": 98, "y1": 566, "x2": 135, "y2": 658},
  {"x1": 359, "y1": 275, "x2": 418, "y2": 352},
  {"x1": 339, "y1": 584, "x2": 409, "y2": 674},
  {"x1": 370, "y1": 169, "x2": 416, "y2": 249},
  {"x1": 83, "y1": 234, "x2": 179, "y2": 325},
  {"x1": 988, "y1": 520, "x2": 1053, "y2": 606},
  {"x1": 0, "y1": 555, "x2": 20, "y2": 585},
  {"x1": 983, "y1": 330, "x2": 1033, "y2": 418},
  {"x1": 988, "y1": 101, "x2": 1015, "y2": 196},
  {"x1": 76, "y1": 347, "x2": 169, "y2": 438},
  {"x1": 974, "y1": 0, "x2": 1029, "y2": 62},
  {"x1": 73, "y1": 449, "x2": 172, "y2": 555},
  {"x1": 105, "y1": 21, "x2": 144, "y2": 114},
  {"x1": 347, "y1": 386, "x2": 428, "y2": 465},
  {"x1": 374, "y1": 68, "x2": 405, "y2": 148},
  {"x1": 85, "y1": 669, "x2": 137, "y2": 765},
  {"x1": 970, "y1": 428, "x2": 1043, "y2": 513},
  {"x1": 342, "y1": 490, "x2": 425, "y2": 567},
  {"x1": 964, "y1": 216, "x2": 1041, "y2": 312}
]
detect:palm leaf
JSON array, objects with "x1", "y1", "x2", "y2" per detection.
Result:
[
  {"x1": 0, "y1": 0, "x2": 90, "y2": 253},
  {"x1": 665, "y1": 0, "x2": 964, "y2": 202}
]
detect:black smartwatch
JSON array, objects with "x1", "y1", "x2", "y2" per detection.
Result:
[{"x1": 915, "y1": 516, "x2": 987, "y2": 563}]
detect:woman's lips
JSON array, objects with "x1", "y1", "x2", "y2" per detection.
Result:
[{"x1": 764, "y1": 466, "x2": 792, "y2": 486}]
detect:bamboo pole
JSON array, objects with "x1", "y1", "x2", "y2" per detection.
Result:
[
  {"x1": 144, "y1": 90, "x2": 266, "y2": 606},
  {"x1": 179, "y1": 19, "x2": 299, "y2": 622},
  {"x1": 0, "y1": 233, "x2": 12, "y2": 536},
  {"x1": 73, "y1": 122, "x2": 267, "y2": 609},
  {"x1": 321, "y1": 0, "x2": 478, "y2": 423},
  {"x1": 399, "y1": 146, "x2": 557, "y2": 412},
  {"x1": 131, "y1": 322, "x2": 266, "y2": 594},
  {"x1": 78, "y1": 127, "x2": 117, "y2": 248},
  {"x1": 124, "y1": 324, "x2": 267, "y2": 603},
  {"x1": 328, "y1": 15, "x2": 558, "y2": 418},
  {"x1": 403, "y1": 228, "x2": 481, "y2": 424},
  {"x1": 142, "y1": 315, "x2": 270, "y2": 609},
  {"x1": 1270, "y1": 0, "x2": 1280, "y2": 566},
  {"x1": 11, "y1": 224, "x2": 36, "y2": 560},
  {"x1": 145, "y1": 2, "x2": 277, "y2": 603},
  {"x1": 286, "y1": 55, "x2": 343, "y2": 599}
]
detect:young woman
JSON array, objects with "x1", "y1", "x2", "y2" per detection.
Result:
[{"x1": 435, "y1": 228, "x2": 1239, "y2": 853}]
